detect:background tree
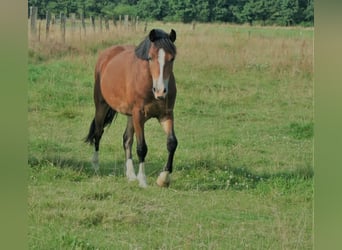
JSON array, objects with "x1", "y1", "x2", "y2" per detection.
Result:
[{"x1": 28, "y1": 0, "x2": 314, "y2": 26}]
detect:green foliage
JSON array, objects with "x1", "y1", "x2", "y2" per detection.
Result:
[
  {"x1": 112, "y1": 3, "x2": 137, "y2": 17},
  {"x1": 28, "y1": 0, "x2": 314, "y2": 26}
]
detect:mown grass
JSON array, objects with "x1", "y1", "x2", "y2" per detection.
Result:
[
  {"x1": 28, "y1": 22, "x2": 313, "y2": 249},
  {"x1": 29, "y1": 166, "x2": 312, "y2": 249}
]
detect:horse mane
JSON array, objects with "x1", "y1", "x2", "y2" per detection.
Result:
[{"x1": 135, "y1": 29, "x2": 177, "y2": 60}]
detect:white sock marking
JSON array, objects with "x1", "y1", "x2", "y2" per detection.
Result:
[
  {"x1": 126, "y1": 159, "x2": 137, "y2": 181},
  {"x1": 91, "y1": 151, "x2": 99, "y2": 172},
  {"x1": 137, "y1": 162, "x2": 147, "y2": 188}
]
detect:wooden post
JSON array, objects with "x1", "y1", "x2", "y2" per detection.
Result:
[
  {"x1": 144, "y1": 21, "x2": 148, "y2": 33},
  {"x1": 30, "y1": 6, "x2": 38, "y2": 38},
  {"x1": 191, "y1": 21, "x2": 196, "y2": 31},
  {"x1": 124, "y1": 15, "x2": 129, "y2": 30},
  {"x1": 91, "y1": 16, "x2": 95, "y2": 33},
  {"x1": 60, "y1": 12, "x2": 66, "y2": 43},
  {"x1": 79, "y1": 26, "x2": 82, "y2": 41},
  {"x1": 135, "y1": 16, "x2": 139, "y2": 31},
  {"x1": 51, "y1": 14, "x2": 55, "y2": 25},
  {"x1": 99, "y1": 16, "x2": 103, "y2": 32},
  {"x1": 38, "y1": 21, "x2": 41, "y2": 42},
  {"x1": 50, "y1": 14, "x2": 55, "y2": 34},
  {"x1": 105, "y1": 17, "x2": 109, "y2": 32},
  {"x1": 70, "y1": 13, "x2": 76, "y2": 37},
  {"x1": 46, "y1": 11, "x2": 51, "y2": 40},
  {"x1": 81, "y1": 12, "x2": 86, "y2": 36},
  {"x1": 112, "y1": 16, "x2": 117, "y2": 27}
]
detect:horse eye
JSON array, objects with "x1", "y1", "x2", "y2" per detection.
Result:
[
  {"x1": 170, "y1": 57, "x2": 175, "y2": 62},
  {"x1": 147, "y1": 56, "x2": 152, "y2": 61}
]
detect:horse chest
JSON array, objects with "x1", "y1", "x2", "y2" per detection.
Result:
[{"x1": 142, "y1": 101, "x2": 169, "y2": 119}]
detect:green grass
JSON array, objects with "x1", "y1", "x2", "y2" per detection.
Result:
[
  {"x1": 29, "y1": 166, "x2": 312, "y2": 249},
  {"x1": 28, "y1": 23, "x2": 313, "y2": 249}
]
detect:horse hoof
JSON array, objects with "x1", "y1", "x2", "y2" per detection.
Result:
[
  {"x1": 137, "y1": 173, "x2": 147, "y2": 188},
  {"x1": 156, "y1": 171, "x2": 171, "y2": 187},
  {"x1": 92, "y1": 162, "x2": 99, "y2": 173},
  {"x1": 139, "y1": 180, "x2": 148, "y2": 188},
  {"x1": 127, "y1": 175, "x2": 137, "y2": 182}
]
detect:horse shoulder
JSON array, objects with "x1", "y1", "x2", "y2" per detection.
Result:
[{"x1": 96, "y1": 45, "x2": 131, "y2": 74}]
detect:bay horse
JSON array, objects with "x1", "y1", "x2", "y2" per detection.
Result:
[{"x1": 85, "y1": 29, "x2": 178, "y2": 188}]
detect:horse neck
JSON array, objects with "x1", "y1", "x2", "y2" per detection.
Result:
[{"x1": 134, "y1": 58, "x2": 153, "y2": 83}]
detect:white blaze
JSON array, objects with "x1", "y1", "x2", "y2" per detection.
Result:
[{"x1": 156, "y1": 48, "x2": 168, "y2": 92}]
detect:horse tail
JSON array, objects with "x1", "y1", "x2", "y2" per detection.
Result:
[
  {"x1": 103, "y1": 108, "x2": 117, "y2": 128},
  {"x1": 84, "y1": 108, "x2": 117, "y2": 145},
  {"x1": 84, "y1": 118, "x2": 96, "y2": 144}
]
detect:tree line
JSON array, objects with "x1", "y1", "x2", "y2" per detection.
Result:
[{"x1": 28, "y1": 0, "x2": 314, "y2": 26}]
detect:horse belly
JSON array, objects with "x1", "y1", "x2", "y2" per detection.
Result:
[
  {"x1": 100, "y1": 61, "x2": 133, "y2": 115},
  {"x1": 102, "y1": 86, "x2": 132, "y2": 115}
]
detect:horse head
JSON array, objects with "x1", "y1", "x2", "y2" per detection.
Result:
[{"x1": 135, "y1": 29, "x2": 177, "y2": 100}]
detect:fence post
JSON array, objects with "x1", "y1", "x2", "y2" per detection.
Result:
[
  {"x1": 112, "y1": 16, "x2": 117, "y2": 27},
  {"x1": 91, "y1": 16, "x2": 95, "y2": 33},
  {"x1": 105, "y1": 17, "x2": 109, "y2": 32},
  {"x1": 124, "y1": 15, "x2": 129, "y2": 30},
  {"x1": 37, "y1": 21, "x2": 41, "y2": 42},
  {"x1": 30, "y1": 6, "x2": 38, "y2": 38},
  {"x1": 46, "y1": 11, "x2": 51, "y2": 40},
  {"x1": 51, "y1": 14, "x2": 55, "y2": 25},
  {"x1": 144, "y1": 21, "x2": 148, "y2": 33},
  {"x1": 99, "y1": 16, "x2": 103, "y2": 32},
  {"x1": 135, "y1": 16, "x2": 139, "y2": 31},
  {"x1": 60, "y1": 12, "x2": 66, "y2": 43},
  {"x1": 81, "y1": 12, "x2": 86, "y2": 36},
  {"x1": 70, "y1": 13, "x2": 76, "y2": 37},
  {"x1": 192, "y1": 21, "x2": 196, "y2": 31}
]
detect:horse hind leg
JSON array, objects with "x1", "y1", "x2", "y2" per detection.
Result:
[
  {"x1": 87, "y1": 101, "x2": 116, "y2": 173},
  {"x1": 85, "y1": 118, "x2": 100, "y2": 172}
]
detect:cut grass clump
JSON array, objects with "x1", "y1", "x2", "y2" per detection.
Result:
[{"x1": 288, "y1": 121, "x2": 314, "y2": 139}]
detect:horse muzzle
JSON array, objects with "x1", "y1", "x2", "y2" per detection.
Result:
[{"x1": 152, "y1": 86, "x2": 167, "y2": 100}]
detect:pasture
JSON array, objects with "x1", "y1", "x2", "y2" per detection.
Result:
[{"x1": 28, "y1": 22, "x2": 313, "y2": 249}]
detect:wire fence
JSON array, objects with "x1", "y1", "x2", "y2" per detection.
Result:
[{"x1": 29, "y1": 6, "x2": 147, "y2": 43}]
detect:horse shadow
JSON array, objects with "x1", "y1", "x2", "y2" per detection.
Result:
[
  {"x1": 28, "y1": 154, "x2": 168, "y2": 178},
  {"x1": 28, "y1": 155, "x2": 313, "y2": 190},
  {"x1": 28, "y1": 154, "x2": 123, "y2": 177}
]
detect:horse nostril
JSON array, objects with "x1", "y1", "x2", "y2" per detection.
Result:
[
  {"x1": 163, "y1": 88, "x2": 167, "y2": 93},
  {"x1": 152, "y1": 87, "x2": 156, "y2": 92}
]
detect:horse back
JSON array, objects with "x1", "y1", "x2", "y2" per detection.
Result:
[{"x1": 95, "y1": 45, "x2": 134, "y2": 76}]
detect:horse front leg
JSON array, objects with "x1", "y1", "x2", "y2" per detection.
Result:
[
  {"x1": 132, "y1": 111, "x2": 148, "y2": 187},
  {"x1": 157, "y1": 117, "x2": 178, "y2": 187},
  {"x1": 123, "y1": 116, "x2": 136, "y2": 181}
]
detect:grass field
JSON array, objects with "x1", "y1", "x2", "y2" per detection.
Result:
[{"x1": 28, "y1": 22, "x2": 313, "y2": 249}]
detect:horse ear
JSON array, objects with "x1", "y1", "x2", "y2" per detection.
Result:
[
  {"x1": 169, "y1": 29, "x2": 176, "y2": 42},
  {"x1": 149, "y1": 29, "x2": 157, "y2": 42}
]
